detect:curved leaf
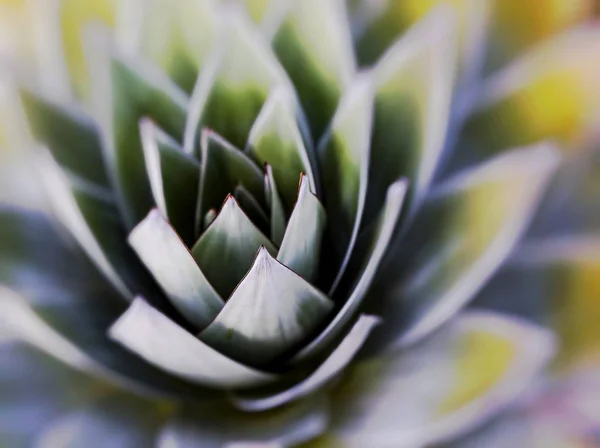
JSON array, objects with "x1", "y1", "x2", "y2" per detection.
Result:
[
  {"x1": 199, "y1": 247, "x2": 333, "y2": 367},
  {"x1": 192, "y1": 196, "x2": 277, "y2": 299},
  {"x1": 109, "y1": 297, "x2": 278, "y2": 389},
  {"x1": 128, "y1": 209, "x2": 224, "y2": 330},
  {"x1": 233, "y1": 183, "x2": 269, "y2": 234},
  {"x1": 264, "y1": 164, "x2": 287, "y2": 246},
  {"x1": 277, "y1": 174, "x2": 326, "y2": 283}
]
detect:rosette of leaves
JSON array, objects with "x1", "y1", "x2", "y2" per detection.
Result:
[{"x1": 1, "y1": 0, "x2": 600, "y2": 447}]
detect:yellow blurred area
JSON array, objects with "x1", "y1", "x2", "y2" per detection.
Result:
[{"x1": 438, "y1": 329, "x2": 515, "y2": 414}]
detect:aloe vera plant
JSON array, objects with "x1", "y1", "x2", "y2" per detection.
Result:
[{"x1": 1, "y1": 0, "x2": 600, "y2": 446}]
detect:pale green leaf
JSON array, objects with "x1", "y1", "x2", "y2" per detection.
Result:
[
  {"x1": 264, "y1": 164, "x2": 287, "y2": 246},
  {"x1": 233, "y1": 183, "x2": 269, "y2": 234},
  {"x1": 277, "y1": 174, "x2": 326, "y2": 283},
  {"x1": 140, "y1": 118, "x2": 200, "y2": 245},
  {"x1": 109, "y1": 297, "x2": 278, "y2": 388},
  {"x1": 199, "y1": 247, "x2": 334, "y2": 367},
  {"x1": 128, "y1": 209, "x2": 223, "y2": 330},
  {"x1": 192, "y1": 196, "x2": 277, "y2": 299}
]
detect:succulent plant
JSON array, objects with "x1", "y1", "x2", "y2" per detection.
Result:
[{"x1": 1, "y1": 0, "x2": 600, "y2": 446}]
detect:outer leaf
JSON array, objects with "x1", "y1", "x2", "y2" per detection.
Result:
[
  {"x1": 109, "y1": 298, "x2": 278, "y2": 389},
  {"x1": 234, "y1": 315, "x2": 381, "y2": 411},
  {"x1": 19, "y1": 89, "x2": 109, "y2": 187},
  {"x1": 364, "y1": 7, "x2": 457, "y2": 225},
  {"x1": 140, "y1": 118, "x2": 200, "y2": 245},
  {"x1": 317, "y1": 75, "x2": 373, "y2": 292},
  {"x1": 273, "y1": 0, "x2": 356, "y2": 139},
  {"x1": 157, "y1": 395, "x2": 328, "y2": 448},
  {"x1": 86, "y1": 31, "x2": 188, "y2": 228},
  {"x1": 277, "y1": 174, "x2": 326, "y2": 283},
  {"x1": 293, "y1": 179, "x2": 407, "y2": 363},
  {"x1": 326, "y1": 311, "x2": 555, "y2": 447},
  {"x1": 184, "y1": 7, "x2": 289, "y2": 151},
  {"x1": 192, "y1": 196, "x2": 277, "y2": 299},
  {"x1": 264, "y1": 164, "x2": 287, "y2": 246},
  {"x1": 247, "y1": 86, "x2": 317, "y2": 210},
  {"x1": 199, "y1": 247, "x2": 333, "y2": 367},
  {"x1": 379, "y1": 142, "x2": 560, "y2": 347},
  {"x1": 128, "y1": 210, "x2": 223, "y2": 330},
  {"x1": 196, "y1": 130, "x2": 266, "y2": 233}
]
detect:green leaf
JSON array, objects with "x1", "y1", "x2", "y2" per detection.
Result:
[
  {"x1": 233, "y1": 314, "x2": 380, "y2": 411},
  {"x1": 196, "y1": 130, "x2": 266, "y2": 233},
  {"x1": 109, "y1": 297, "x2": 278, "y2": 388},
  {"x1": 246, "y1": 86, "x2": 317, "y2": 210},
  {"x1": 273, "y1": 0, "x2": 356, "y2": 139},
  {"x1": 199, "y1": 247, "x2": 334, "y2": 367},
  {"x1": 140, "y1": 118, "x2": 200, "y2": 245},
  {"x1": 191, "y1": 196, "x2": 277, "y2": 300},
  {"x1": 158, "y1": 395, "x2": 328, "y2": 448},
  {"x1": 317, "y1": 75, "x2": 373, "y2": 292},
  {"x1": 264, "y1": 164, "x2": 287, "y2": 246},
  {"x1": 19, "y1": 89, "x2": 109, "y2": 187},
  {"x1": 364, "y1": 8, "x2": 457, "y2": 225},
  {"x1": 233, "y1": 183, "x2": 270, "y2": 234},
  {"x1": 86, "y1": 32, "x2": 188, "y2": 228},
  {"x1": 184, "y1": 7, "x2": 290, "y2": 151},
  {"x1": 128, "y1": 209, "x2": 224, "y2": 330},
  {"x1": 277, "y1": 174, "x2": 326, "y2": 283},
  {"x1": 292, "y1": 179, "x2": 407, "y2": 363},
  {"x1": 380, "y1": 142, "x2": 560, "y2": 347},
  {"x1": 326, "y1": 311, "x2": 555, "y2": 447}
]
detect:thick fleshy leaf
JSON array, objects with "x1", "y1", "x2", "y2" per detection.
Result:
[
  {"x1": 449, "y1": 26, "x2": 600, "y2": 173},
  {"x1": 199, "y1": 247, "x2": 334, "y2": 367},
  {"x1": 277, "y1": 174, "x2": 326, "y2": 283},
  {"x1": 246, "y1": 86, "x2": 317, "y2": 210},
  {"x1": 132, "y1": 0, "x2": 219, "y2": 93},
  {"x1": 474, "y1": 235, "x2": 600, "y2": 372},
  {"x1": 233, "y1": 183, "x2": 269, "y2": 233},
  {"x1": 184, "y1": 7, "x2": 289, "y2": 151},
  {"x1": 158, "y1": 395, "x2": 328, "y2": 448},
  {"x1": 273, "y1": 0, "x2": 356, "y2": 139},
  {"x1": 325, "y1": 311, "x2": 555, "y2": 447},
  {"x1": 140, "y1": 118, "x2": 200, "y2": 245},
  {"x1": 35, "y1": 393, "x2": 171, "y2": 448},
  {"x1": 293, "y1": 179, "x2": 407, "y2": 363},
  {"x1": 234, "y1": 315, "x2": 380, "y2": 411},
  {"x1": 379, "y1": 142, "x2": 560, "y2": 347},
  {"x1": 109, "y1": 297, "x2": 278, "y2": 388},
  {"x1": 196, "y1": 130, "x2": 266, "y2": 233},
  {"x1": 364, "y1": 7, "x2": 457, "y2": 225},
  {"x1": 265, "y1": 164, "x2": 287, "y2": 246},
  {"x1": 86, "y1": 32, "x2": 188, "y2": 228},
  {"x1": 0, "y1": 211, "x2": 207, "y2": 399},
  {"x1": 317, "y1": 75, "x2": 373, "y2": 291},
  {"x1": 128, "y1": 209, "x2": 223, "y2": 329},
  {"x1": 192, "y1": 196, "x2": 277, "y2": 300},
  {"x1": 19, "y1": 89, "x2": 109, "y2": 187}
]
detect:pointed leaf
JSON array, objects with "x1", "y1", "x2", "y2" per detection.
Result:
[
  {"x1": 273, "y1": 0, "x2": 356, "y2": 138},
  {"x1": 265, "y1": 164, "x2": 287, "y2": 246},
  {"x1": 192, "y1": 196, "x2": 277, "y2": 299},
  {"x1": 199, "y1": 247, "x2": 334, "y2": 367},
  {"x1": 364, "y1": 8, "x2": 457, "y2": 225},
  {"x1": 327, "y1": 311, "x2": 555, "y2": 447},
  {"x1": 292, "y1": 179, "x2": 408, "y2": 363},
  {"x1": 140, "y1": 118, "x2": 200, "y2": 245},
  {"x1": 233, "y1": 183, "x2": 269, "y2": 233},
  {"x1": 318, "y1": 75, "x2": 373, "y2": 291},
  {"x1": 109, "y1": 298, "x2": 278, "y2": 388},
  {"x1": 19, "y1": 89, "x2": 109, "y2": 187},
  {"x1": 196, "y1": 130, "x2": 266, "y2": 232},
  {"x1": 128, "y1": 210, "x2": 223, "y2": 329},
  {"x1": 157, "y1": 395, "x2": 328, "y2": 448},
  {"x1": 380, "y1": 142, "x2": 560, "y2": 347},
  {"x1": 234, "y1": 314, "x2": 380, "y2": 411},
  {"x1": 247, "y1": 86, "x2": 317, "y2": 210},
  {"x1": 184, "y1": 8, "x2": 290, "y2": 151},
  {"x1": 277, "y1": 174, "x2": 326, "y2": 283},
  {"x1": 86, "y1": 31, "x2": 188, "y2": 228}
]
